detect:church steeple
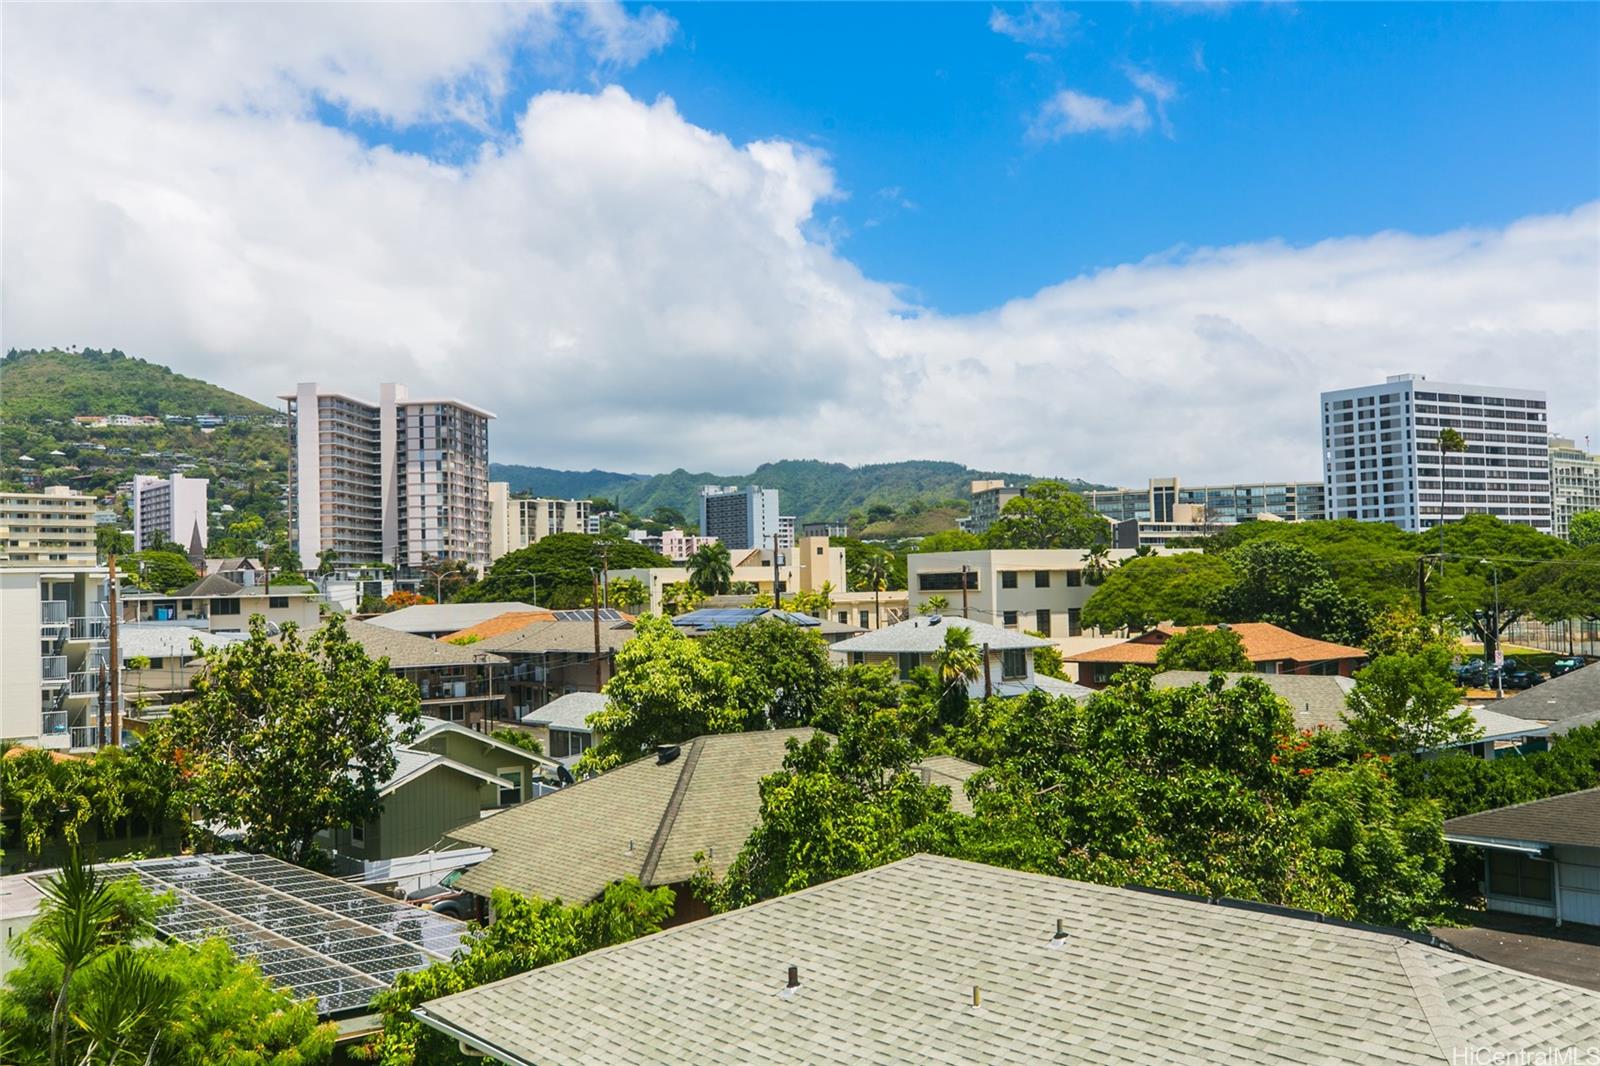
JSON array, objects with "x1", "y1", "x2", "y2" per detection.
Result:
[{"x1": 187, "y1": 519, "x2": 206, "y2": 572}]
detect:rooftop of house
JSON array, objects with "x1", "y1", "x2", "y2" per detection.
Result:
[
  {"x1": 829, "y1": 615, "x2": 1050, "y2": 655},
  {"x1": 1031, "y1": 674, "x2": 1097, "y2": 700},
  {"x1": 1443, "y1": 787, "x2": 1600, "y2": 851},
  {"x1": 520, "y1": 691, "x2": 607, "y2": 732},
  {"x1": 1066, "y1": 623, "x2": 1368, "y2": 666},
  {"x1": 438, "y1": 610, "x2": 558, "y2": 643},
  {"x1": 447, "y1": 730, "x2": 981, "y2": 903},
  {"x1": 118, "y1": 624, "x2": 246, "y2": 661},
  {"x1": 365, "y1": 601, "x2": 538, "y2": 634},
  {"x1": 413, "y1": 853, "x2": 1600, "y2": 1064},
  {"x1": 149, "y1": 573, "x2": 318, "y2": 599},
  {"x1": 341, "y1": 618, "x2": 508, "y2": 669},
  {"x1": 1488, "y1": 662, "x2": 1600, "y2": 723},
  {"x1": 670, "y1": 608, "x2": 822, "y2": 633},
  {"x1": 1152, "y1": 670, "x2": 1356, "y2": 732},
  {"x1": 479, "y1": 619, "x2": 635, "y2": 656}
]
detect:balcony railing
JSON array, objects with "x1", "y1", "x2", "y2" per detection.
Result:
[
  {"x1": 40, "y1": 710, "x2": 67, "y2": 736},
  {"x1": 69, "y1": 671, "x2": 103, "y2": 695},
  {"x1": 70, "y1": 725, "x2": 103, "y2": 750},
  {"x1": 41, "y1": 601, "x2": 69, "y2": 625},
  {"x1": 69, "y1": 616, "x2": 110, "y2": 641},
  {"x1": 41, "y1": 655, "x2": 68, "y2": 682}
]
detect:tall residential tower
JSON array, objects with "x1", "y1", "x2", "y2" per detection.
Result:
[{"x1": 283, "y1": 383, "x2": 494, "y2": 571}]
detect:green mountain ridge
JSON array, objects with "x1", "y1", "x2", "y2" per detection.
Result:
[
  {"x1": 491, "y1": 458, "x2": 1109, "y2": 524},
  {"x1": 1, "y1": 348, "x2": 271, "y2": 419}
]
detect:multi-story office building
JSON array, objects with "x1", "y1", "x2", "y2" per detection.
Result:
[
  {"x1": 1320, "y1": 374, "x2": 1551, "y2": 532},
  {"x1": 959, "y1": 481, "x2": 1025, "y2": 535},
  {"x1": 905, "y1": 548, "x2": 1148, "y2": 642},
  {"x1": 131, "y1": 473, "x2": 208, "y2": 553},
  {"x1": 283, "y1": 383, "x2": 494, "y2": 571},
  {"x1": 699, "y1": 485, "x2": 780, "y2": 550},
  {"x1": 777, "y1": 515, "x2": 797, "y2": 550},
  {"x1": 1, "y1": 565, "x2": 115, "y2": 750},
  {"x1": 1, "y1": 486, "x2": 98, "y2": 567},
  {"x1": 488, "y1": 483, "x2": 590, "y2": 561},
  {"x1": 1084, "y1": 477, "x2": 1325, "y2": 526},
  {"x1": 1550, "y1": 436, "x2": 1600, "y2": 541}
]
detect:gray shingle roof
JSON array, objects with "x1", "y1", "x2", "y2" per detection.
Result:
[
  {"x1": 520, "y1": 691, "x2": 607, "y2": 732},
  {"x1": 367, "y1": 601, "x2": 538, "y2": 634},
  {"x1": 1153, "y1": 670, "x2": 1355, "y2": 732},
  {"x1": 414, "y1": 853, "x2": 1600, "y2": 1064},
  {"x1": 1491, "y1": 662, "x2": 1600, "y2": 723},
  {"x1": 1443, "y1": 787, "x2": 1600, "y2": 850},
  {"x1": 341, "y1": 618, "x2": 508, "y2": 668},
  {"x1": 1031, "y1": 674, "x2": 1096, "y2": 700},
  {"x1": 484, "y1": 620, "x2": 635, "y2": 655},
  {"x1": 830, "y1": 615, "x2": 1048, "y2": 655},
  {"x1": 118, "y1": 624, "x2": 244, "y2": 660},
  {"x1": 172, "y1": 573, "x2": 245, "y2": 597}
]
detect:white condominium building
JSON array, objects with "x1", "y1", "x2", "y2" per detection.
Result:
[
  {"x1": 283, "y1": 382, "x2": 494, "y2": 571},
  {"x1": 131, "y1": 473, "x2": 208, "y2": 553},
  {"x1": 0, "y1": 565, "x2": 114, "y2": 750},
  {"x1": 488, "y1": 483, "x2": 591, "y2": 560},
  {"x1": 1, "y1": 486, "x2": 98, "y2": 567},
  {"x1": 1550, "y1": 436, "x2": 1600, "y2": 541},
  {"x1": 1320, "y1": 374, "x2": 1551, "y2": 533}
]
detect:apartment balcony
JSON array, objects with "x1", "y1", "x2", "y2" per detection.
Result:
[
  {"x1": 69, "y1": 670, "x2": 103, "y2": 695},
  {"x1": 68, "y1": 616, "x2": 110, "y2": 642},
  {"x1": 70, "y1": 725, "x2": 104, "y2": 751},
  {"x1": 41, "y1": 710, "x2": 67, "y2": 738},
  {"x1": 41, "y1": 655, "x2": 68, "y2": 683},
  {"x1": 41, "y1": 600, "x2": 69, "y2": 625}
]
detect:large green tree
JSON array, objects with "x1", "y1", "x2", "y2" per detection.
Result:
[
  {"x1": 983, "y1": 481, "x2": 1109, "y2": 550},
  {"x1": 125, "y1": 550, "x2": 197, "y2": 593},
  {"x1": 159, "y1": 615, "x2": 420, "y2": 864},
  {"x1": 1569, "y1": 511, "x2": 1600, "y2": 548},
  {"x1": 1209, "y1": 540, "x2": 1371, "y2": 645},
  {"x1": 578, "y1": 616, "x2": 755, "y2": 773},
  {"x1": 463, "y1": 533, "x2": 668, "y2": 608},
  {"x1": 1153, "y1": 626, "x2": 1252, "y2": 672},
  {"x1": 700, "y1": 618, "x2": 836, "y2": 728},
  {"x1": 1431, "y1": 515, "x2": 1569, "y2": 663},
  {"x1": 1080, "y1": 552, "x2": 1234, "y2": 633},
  {"x1": 1341, "y1": 650, "x2": 1478, "y2": 754},
  {"x1": 914, "y1": 530, "x2": 984, "y2": 553},
  {"x1": 356, "y1": 880, "x2": 672, "y2": 1066}
]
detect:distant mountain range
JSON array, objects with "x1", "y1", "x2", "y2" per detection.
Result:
[
  {"x1": 0, "y1": 348, "x2": 1108, "y2": 530},
  {"x1": 490, "y1": 458, "x2": 1109, "y2": 523}
]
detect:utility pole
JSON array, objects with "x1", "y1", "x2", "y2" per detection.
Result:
[
  {"x1": 771, "y1": 533, "x2": 782, "y2": 608},
  {"x1": 960, "y1": 564, "x2": 970, "y2": 620},
  {"x1": 982, "y1": 642, "x2": 991, "y2": 698},
  {"x1": 1416, "y1": 556, "x2": 1428, "y2": 615},
  {"x1": 262, "y1": 540, "x2": 272, "y2": 594},
  {"x1": 598, "y1": 543, "x2": 610, "y2": 608},
  {"x1": 592, "y1": 568, "x2": 603, "y2": 692},
  {"x1": 107, "y1": 552, "x2": 120, "y2": 748}
]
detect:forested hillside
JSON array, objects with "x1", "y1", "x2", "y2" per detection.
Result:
[{"x1": 1, "y1": 348, "x2": 270, "y2": 418}]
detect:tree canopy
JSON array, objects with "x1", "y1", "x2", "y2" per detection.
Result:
[
  {"x1": 1153, "y1": 626, "x2": 1252, "y2": 672},
  {"x1": 1079, "y1": 552, "x2": 1234, "y2": 632},
  {"x1": 1342, "y1": 650, "x2": 1479, "y2": 754},
  {"x1": 983, "y1": 480, "x2": 1109, "y2": 550},
  {"x1": 158, "y1": 615, "x2": 421, "y2": 864},
  {"x1": 1209, "y1": 540, "x2": 1371, "y2": 646},
  {"x1": 1569, "y1": 511, "x2": 1600, "y2": 549},
  {"x1": 463, "y1": 533, "x2": 669, "y2": 608}
]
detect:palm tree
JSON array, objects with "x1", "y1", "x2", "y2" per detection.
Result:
[
  {"x1": 917, "y1": 594, "x2": 950, "y2": 616},
  {"x1": 862, "y1": 553, "x2": 890, "y2": 629},
  {"x1": 34, "y1": 851, "x2": 127, "y2": 1063},
  {"x1": 933, "y1": 625, "x2": 985, "y2": 725},
  {"x1": 1435, "y1": 426, "x2": 1468, "y2": 556},
  {"x1": 1084, "y1": 543, "x2": 1115, "y2": 585},
  {"x1": 686, "y1": 542, "x2": 733, "y2": 596},
  {"x1": 1133, "y1": 544, "x2": 1156, "y2": 558}
]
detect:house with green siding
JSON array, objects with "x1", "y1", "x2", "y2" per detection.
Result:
[{"x1": 324, "y1": 719, "x2": 557, "y2": 879}]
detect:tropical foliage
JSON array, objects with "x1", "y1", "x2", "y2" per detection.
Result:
[
  {"x1": 1152, "y1": 626, "x2": 1252, "y2": 672},
  {"x1": 462, "y1": 534, "x2": 669, "y2": 609}
]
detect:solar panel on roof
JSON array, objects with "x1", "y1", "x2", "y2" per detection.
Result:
[{"x1": 86, "y1": 853, "x2": 466, "y2": 1017}]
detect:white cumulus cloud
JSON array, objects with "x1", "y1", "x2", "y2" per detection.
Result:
[
  {"x1": 1027, "y1": 89, "x2": 1152, "y2": 139},
  {"x1": 3, "y1": 5, "x2": 1595, "y2": 486}
]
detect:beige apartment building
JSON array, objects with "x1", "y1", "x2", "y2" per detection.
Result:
[
  {"x1": 613, "y1": 536, "x2": 846, "y2": 614},
  {"x1": 1550, "y1": 436, "x2": 1600, "y2": 541},
  {"x1": 1, "y1": 486, "x2": 98, "y2": 567},
  {"x1": 488, "y1": 483, "x2": 591, "y2": 561},
  {"x1": 1, "y1": 565, "x2": 114, "y2": 751}
]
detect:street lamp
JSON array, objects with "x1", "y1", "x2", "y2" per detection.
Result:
[
  {"x1": 502, "y1": 566, "x2": 538, "y2": 607},
  {"x1": 1479, "y1": 558, "x2": 1503, "y2": 700}
]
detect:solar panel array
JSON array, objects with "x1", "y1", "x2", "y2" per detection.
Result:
[
  {"x1": 122, "y1": 853, "x2": 467, "y2": 1015},
  {"x1": 550, "y1": 608, "x2": 627, "y2": 623}
]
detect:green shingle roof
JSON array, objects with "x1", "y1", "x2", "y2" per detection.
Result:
[{"x1": 416, "y1": 854, "x2": 1600, "y2": 1065}]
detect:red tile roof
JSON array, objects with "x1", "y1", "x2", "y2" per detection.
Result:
[{"x1": 1065, "y1": 623, "x2": 1367, "y2": 665}]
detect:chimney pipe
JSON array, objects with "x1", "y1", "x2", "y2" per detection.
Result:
[
  {"x1": 971, "y1": 985, "x2": 981, "y2": 1007},
  {"x1": 786, "y1": 965, "x2": 800, "y2": 989},
  {"x1": 1054, "y1": 918, "x2": 1067, "y2": 940}
]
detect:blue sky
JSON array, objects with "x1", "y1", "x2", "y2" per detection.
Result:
[
  {"x1": 367, "y1": 2, "x2": 1600, "y2": 314},
  {"x1": 6, "y1": 2, "x2": 1597, "y2": 478}
]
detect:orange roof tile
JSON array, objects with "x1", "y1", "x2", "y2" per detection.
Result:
[
  {"x1": 1065, "y1": 623, "x2": 1367, "y2": 665},
  {"x1": 440, "y1": 610, "x2": 557, "y2": 643}
]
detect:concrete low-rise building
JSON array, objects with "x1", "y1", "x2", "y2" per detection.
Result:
[
  {"x1": 613, "y1": 536, "x2": 845, "y2": 614},
  {"x1": 829, "y1": 615, "x2": 1052, "y2": 699},
  {"x1": 905, "y1": 548, "x2": 1149, "y2": 642},
  {"x1": 121, "y1": 574, "x2": 322, "y2": 634}
]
